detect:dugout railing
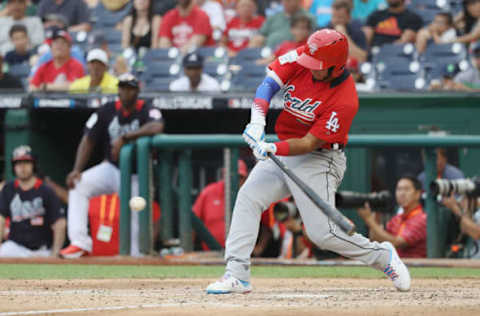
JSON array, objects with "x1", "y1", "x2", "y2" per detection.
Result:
[{"x1": 120, "y1": 134, "x2": 480, "y2": 258}]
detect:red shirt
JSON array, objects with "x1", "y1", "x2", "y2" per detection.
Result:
[
  {"x1": 159, "y1": 6, "x2": 214, "y2": 48},
  {"x1": 224, "y1": 16, "x2": 265, "y2": 52},
  {"x1": 386, "y1": 205, "x2": 427, "y2": 258},
  {"x1": 274, "y1": 40, "x2": 307, "y2": 58},
  {"x1": 268, "y1": 46, "x2": 358, "y2": 149},
  {"x1": 193, "y1": 180, "x2": 226, "y2": 250},
  {"x1": 30, "y1": 58, "x2": 84, "y2": 87}
]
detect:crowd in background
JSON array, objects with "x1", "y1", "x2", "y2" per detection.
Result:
[{"x1": 0, "y1": 0, "x2": 478, "y2": 93}]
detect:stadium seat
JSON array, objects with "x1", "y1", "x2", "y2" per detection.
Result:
[
  {"x1": 420, "y1": 43, "x2": 468, "y2": 80},
  {"x1": 143, "y1": 48, "x2": 179, "y2": 64},
  {"x1": 417, "y1": 8, "x2": 440, "y2": 25},
  {"x1": 377, "y1": 73, "x2": 426, "y2": 91},
  {"x1": 8, "y1": 63, "x2": 30, "y2": 79},
  {"x1": 144, "y1": 76, "x2": 174, "y2": 92},
  {"x1": 103, "y1": 29, "x2": 123, "y2": 45},
  {"x1": 371, "y1": 43, "x2": 416, "y2": 64}
]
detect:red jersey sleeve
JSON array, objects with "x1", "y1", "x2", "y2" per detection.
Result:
[
  {"x1": 308, "y1": 80, "x2": 358, "y2": 144},
  {"x1": 193, "y1": 9, "x2": 213, "y2": 37},
  {"x1": 399, "y1": 213, "x2": 427, "y2": 246},
  {"x1": 159, "y1": 10, "x2": 174, "y2": 39},
  {"x1": 30, "y1": 64, "x2": 46, "y2": 87},
  {"x1": 267, "y1": 46, "x2": 305, "y2": 86}
]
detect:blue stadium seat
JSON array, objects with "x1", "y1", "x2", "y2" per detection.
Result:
[
  {"x1": 417, "y1": 8, "x2": 440, "y2": 25},
  {"x1": 234, "y1": 48, "x2": 265, "y2": 62},
  {"x1": 238, "y1": 61, "x2": 267, "y2": 77},
  {"x1": 143, "y1": 49, "x2": 179, "y2": 64},
  {"x1": 144, "y1": 76, "x2": 174, "y2": 92},
  {"x1": 371, "y1": 43, "x2": 416, "y2": 63},
  {"x1": 103, "y1": 29, "x2": 123, "y2": 45},
  {"x1": 9, "y1": 63, "x2": 30, "y2": 79},
  {"x1": 420, "y1": 43, "x2": 467, "y2": 80},
  {"x1": 143, "y1": 61, "x2": 179, "y2": 78},
  {"x1": 378, "y1": 74, "x2": 425, "y2": 91}
]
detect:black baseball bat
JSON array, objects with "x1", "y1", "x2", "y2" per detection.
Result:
[{"x1": 267, "y1": 152, "x2": 356, "y2": 236}]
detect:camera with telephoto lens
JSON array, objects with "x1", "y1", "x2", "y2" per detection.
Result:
[
  {"x1": 430, "y1": 178, "x2": 480, "y2": 197},
  {"x1": 273, "y1": 201, "x2": 299, "y2": 222},
  {"x1": 335, "y1": 190, "x2": 394, "y2": 213}
]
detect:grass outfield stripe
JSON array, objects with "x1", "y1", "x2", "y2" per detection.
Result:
[{"x1": 0, "y1": 264, "x2": 480, "y2": 279}]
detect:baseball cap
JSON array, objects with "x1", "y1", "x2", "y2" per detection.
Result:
[
  {"x1": 118, "y1": 73, "x2": 140, "y2": 88},
  {"x1": 87, "y1": 48, "x2": 109, "y2": 65},
  {"x1": 12, "y1": 145, "x2": 34, "y2": 163},
  {"x1": 183, "y1": 52, "x2": 204, "y2": 68},
  {"x1": 45, "y1": 26, "x2": 72, "y2": 44}
]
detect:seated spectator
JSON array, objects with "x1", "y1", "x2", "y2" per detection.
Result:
[
  {"x1": 157, "y1": 0, "x2": 214, "y2": 53},
  {"x1": 37, "y1": 0, "x2": 91, "y2": 32},
  {"x1": 328, "y1": 0, "x2": 367, "y2": 63},
  {"x1": 442, "y1": 194, "x2": 480, "y2": 258},
  {"x1": 0, "y1": 0, "x2": 37, "y2": 17},
  {"x1": 250, "y1": 0, "x2": 316, "y2": 49},
  {"x1": 363, "y1": 0, "x2": 423, "y2": 47},
  {"x1": 0, "y1": 145, "x2": 66, "y2": 258},
  {"x1": 429, "y1": 63, "x2": 461, "y2": 91},
  {"x1": 418, "y1": 148, "x2": 465, "y2": 191},
  {"x1": 0, "y1": 55, "x2": 24, "y2": 90},
  {"x1": 257, "y1": 14, "x2": 312, "y2": 64},
  {"x1": 454, "y1": 0, "x2": 480, "y2": 44},
  {"x1": 69, "y1": 48, "x2": 118, "y2": 94},
  {"x1": 221, "y1": 0, "x2": 265, "y2": 57},
  {"x1": 170, "y1": 52, "x2": 221, "y2": 92},
  {"x1": 32, "y1": 25, "x2": 87, "y2": 74},
  {"x1": 151, "y1": 0, "x2": 176, "y2": 48},
  {"x1": 309, "y1": 0, "x2": 334, "y2": 28},
  {"x1": 451, "y1": 41, "x2": 480, "y2": 91},
  {"x1": 193, "y1": 160, "x2": 248, "y2": 250},
  {"x1": 0, "y1": 0, "x2": 44, "y2": 55},
  {"x1": 29, "y1": 28, "x2": 84, "y2": 91},
  {"x1": 352, "y1": 0, "x2": 386, "y2": 24},
  {"x1": 4, "y1": 24, "x2": 32, "y2": 66},
  {"x1": 357, "y1": 176, "x2": 427, "y2": 258},
  {"x1": 416, "y1": 12, "x2": 457, "y2": 54},
  {"x1": 197, "y1": 0, "x2": 227, "y2": 41},
  {"x1": 121, "y1": 0, "x2": 155, "y2": 51}
]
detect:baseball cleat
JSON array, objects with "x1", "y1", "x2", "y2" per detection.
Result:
[
  {"x1": 382, "y1": 242, "x2": 411, "y2": 292},
  {"x1": 206, "y1": 274, "x2": 252, "y2": 294},
  {"x1": 59, "y1": 245, "x2": 89, "y2": 259}
]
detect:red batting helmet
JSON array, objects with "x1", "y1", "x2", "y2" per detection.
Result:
[{"x1": 297, "y1": 29, "x2": 349, "y2": 78}]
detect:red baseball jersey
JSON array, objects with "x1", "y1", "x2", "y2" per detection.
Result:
[
  {"x1": 30, "y1": 58, "x2": 84, "y2": 87},
  {"x1": 159, "y1": 6, "x2": 214, "y2": 48},
  {"x1": 224, "y1": 16, "x2": 265, "y2": 52},
  {"x1": 386, "y1": 205, "x2": 427, "y2": 258},
  {"x1": 268, "y1": 46, "x2": 359, "y2": 149}
]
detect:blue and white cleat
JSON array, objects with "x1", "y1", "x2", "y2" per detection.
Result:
[
  {"x1": 382, "y1": 241, "x2": 411, "y2": 292},
  {"x1": 206, "y1": 274, "x2": 252, "y2": 294}
]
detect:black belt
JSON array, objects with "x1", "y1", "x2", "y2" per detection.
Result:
[{"x1": 314, "y1": 143, "x2": 345, "y2": 153}]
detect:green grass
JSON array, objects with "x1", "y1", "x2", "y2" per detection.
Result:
[{"x1": 1, "y1": 264, "x2": 479, "y2": 280}]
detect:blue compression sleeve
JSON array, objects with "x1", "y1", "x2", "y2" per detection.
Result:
[{"x1": 255, "y1": 76, "x2": 281, "y2": 103}]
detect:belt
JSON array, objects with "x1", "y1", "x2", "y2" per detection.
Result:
[{"x1": 315, "y1": 143, "x2": 345, "y2": 153}]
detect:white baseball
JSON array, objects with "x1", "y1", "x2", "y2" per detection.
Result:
[{"x1": 129, "y1": 196, "x2": 146, "y2": 211}]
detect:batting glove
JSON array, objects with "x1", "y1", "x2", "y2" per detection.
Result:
[
  {"x1": 253, "y1": 141, "x2": 277, "y2": 161},
  {"x1": 242, "y1": 123, "x2": 265, "y2": 148}
]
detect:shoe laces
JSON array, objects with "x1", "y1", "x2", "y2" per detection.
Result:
[{"x1": 383, "y1": 264, "x2": 399, "y2": 281}]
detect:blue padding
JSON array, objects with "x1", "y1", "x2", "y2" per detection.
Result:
[{"x1": 255, "y1": 76, "x2": 280, "y2": 102}]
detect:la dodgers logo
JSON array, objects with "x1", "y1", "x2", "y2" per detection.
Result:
[
  {"x1": 283, "y1": 85, "x2": 321, "y2": 122},
  {"x1": 326, "y1": 112, "x2": 340, "y2": 133}
]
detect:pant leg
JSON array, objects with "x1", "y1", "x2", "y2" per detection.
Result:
[
  {"x1": 225, "y1": 159, "x2": 290, "y2": 282},
  {"x1": 67, "y1": 161, "x2": 120, "y2": 252},
  {"x1": 284, "y1": 151, "x2": 391, "y2": 270},
  {"x1": 0, "y1": 240, "x2": 33, "y2": 257},
  {"x1": 130, "y1": 176, "x2": 140, "y2": 257},
  {"x1": 32, "y1": 246, "x2": 51, "y2": 257}
]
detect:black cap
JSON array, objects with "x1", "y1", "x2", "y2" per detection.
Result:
[
  {"x1": 183, "y1": 52, "x2": 204, "y2": 68},
  {"x1": 118, "y1": 73, "x2": 140, "y2": 89},
  {"x1": 442, "y1": 63, "x2": 460, "y2": 79}
]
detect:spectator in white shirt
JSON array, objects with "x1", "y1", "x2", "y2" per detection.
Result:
[
  {"x1": 170, "y1": 52, "x2": 221, "y2": 92},
  {"x1": 196, "y1": 0, "x2": 227, "y2": 40}
]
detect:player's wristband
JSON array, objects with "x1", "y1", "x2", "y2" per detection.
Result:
[{"x1": 274, "y1": 141, "x2": 290, "y2": 156}]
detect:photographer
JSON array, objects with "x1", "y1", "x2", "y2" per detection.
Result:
[
  {"x1": 442, "y1": 194, "x2": 480, "y2": 258},
  {"x1": 357, "y1": 176, "x2": 427, "y2": 258}
]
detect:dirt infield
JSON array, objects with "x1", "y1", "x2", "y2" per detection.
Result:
[{"x1": 1, "y1": 278, "x2": 479, "y2": 316}]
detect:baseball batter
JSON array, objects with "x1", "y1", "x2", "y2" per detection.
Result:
[
  {"x1": 59, "y1": 73, "x2": 164, "y2": 258},
  {"x1": 207, "y1": 29, "x2": 411, "y2": 294}
]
